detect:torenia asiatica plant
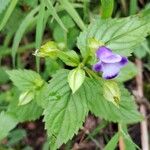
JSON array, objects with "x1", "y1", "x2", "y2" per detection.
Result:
[{"x1": 6, "y1": 13, "x2": 150, "y2": 149}]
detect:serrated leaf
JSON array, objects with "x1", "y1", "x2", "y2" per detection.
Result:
[
  {"x1": 115, "y1": 61, "x2": 138, "y2": 82},
  {"x1": 104, "y1": 132, "x2": 119, "y2": 150},
  {"x1": 77, "y1": 16, "x2": 149, "y2": 57},
  {"x1": 68, "y1": 68, "x2": 85, "y2": 93},
  {"x1": 134, "y1": 39, "x2": 150, "y2": 59},
  {"x1": 43, "y1": 69, "x2": 88, "y2": 150},
  {"x1": 0, "y1": 111, "x2": 18, "y2": 141},
  {"x1": 18, "y1": 90, "x2": 34, "y2": 106},
  {"x1": 85, "y1": 78, "x2": 143, "y2": 124},
  {"x1": 7, "y1": 69, "x2": 44, "y2": 91},
  {"x1": 37, "y1": 69, "x2": 142, "y2": 149},
  {"x1": 7, "y1": 99, "x2": 43, "y2": 122},
  {"x1": 58, "y1": 50, "x2": 80, "y2": 67}
]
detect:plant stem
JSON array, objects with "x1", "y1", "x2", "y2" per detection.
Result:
[
  {"x1": 0, "y1": 43, "x2": 35, "y2": 57},
  {"x1": 135, "y1": 59, "x2": 149, "y2": 150}
]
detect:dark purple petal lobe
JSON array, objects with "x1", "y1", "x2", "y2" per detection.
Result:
[
  {"x1": 92, "y1": 61, "x2": 103, "y2": 72},
  {"x1": 119, "y1": 57, "x2": 128, "y2": 67}
]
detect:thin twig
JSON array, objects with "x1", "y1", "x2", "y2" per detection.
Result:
[
  {"x1": 118, "y1": 124, "x2": 125, "y2": 150},
  {"x1": 135, "y1": 58, "x2": 149, "y2": 150}
]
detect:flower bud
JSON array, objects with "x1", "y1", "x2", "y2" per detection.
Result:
[
  {"x1": 103, "y1": 80, "x2": 121, "y2": 107},
  {"x1": 88, "y1": 38, "x2": 104, "y2": 54},
  {"x1": 34, "y1": 41, "x2": 59, "y2": 58}
]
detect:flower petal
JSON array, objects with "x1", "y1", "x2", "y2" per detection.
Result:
[
  {"x1": 102, "y1": 57, "x2": 128, "y2": 79},
  {"x1": 96, "y1": 46, "x2": 112, "y2": 59},
  {"x1": 119, "y1": 57, "x2": 128, "y2": 67},
  {"x1": 96, "y1": 46, "x2": 121, "y2": 63},
  {"x1": 92, "y1": 61, "x2": 103, "y2": 72},
  {"x1": 102, "y1": 63, "x2": 120, "y2": 79}
]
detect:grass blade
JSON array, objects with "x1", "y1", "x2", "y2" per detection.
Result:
[
  {"x1": 129, "y1": 0, "x2": 137, "y2": 15},
  {"x1": 45, "y1": 0, "x2": 67, "y2": 32},
  {"x1": 104, "y1": 132, "x2": 119, "y2": 150},
  {"x1": 100, "y1": 0, "x2": 114, "y2": 19},
  {"x1": 59, "y1": 0, "x2": 85, "y2": 31},
  {"x1": 0, "y1": 0, "x2": 18, "y2": 31},
  {"x1": 35, "y1": 0, "x2": 46, "y2": 72},
  {"x1": 12, "y1": 7, "x2": 39, "y2": 68}
]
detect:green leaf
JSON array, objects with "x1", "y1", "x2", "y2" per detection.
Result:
[
  {"x1": 35, "y1": 83, "x2": 49, "y2": 108},
  {"x1": 44, "y1": 58, "x2": 61, "y2": 78},
  {"x1": 68, "y1": 68, "x2": 85, "y2": 93},
  {"x1": 85, "y1": 78, "x2": 143, "y2": 124},
  {"x1": 58, "y1": 50, "x2": 80, "y2": 67},
  {"x1": 7, "y1": 69, "x2": 44, "y2": 91},
  {"x1": 77, "y1": 16, "x2": 149, "y2": 58},
  {"x1": 0, "y1": 111, "x2": 18, "y2": 141},
  {"x1": 134, "y1": 40, "x2": 150, "y2": 59},
  {"x1": 43, "y1": 69, "x2": 88, "y2": 149},
  {"x1": 115, "y1": 61, "x2": 138, "y2": 82},
  {"x1": 0, "y1": 0, "x2": 10, "y2": 14},
  {"x1": 7, "y1": 98, "x2": 43, "y2": 122},
  {"x1": 7, "y1": 129, "x2": 27, "y2": 147},
  {"x1": 18, "y1": 90, "x2": 34, "y2": 106},
  {"x1": 104, "y1": 132, "x2": 119, "y2": 150},
  {"x1": 0, "y1": 67, "x2": 9, "y2": 84},
  {"x1": 100, "y1": 0, "x2": 114, "y2": 19}
]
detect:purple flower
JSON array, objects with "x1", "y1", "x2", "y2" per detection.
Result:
[{"x1": 92, "y1": 46, "x2": 128, "y2": 79}]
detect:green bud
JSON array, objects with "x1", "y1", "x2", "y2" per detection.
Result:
[
  {"x1": 103, "y1": 80, "x2": 121, "y2": 107},
  {"x1": 68, "y1": 68, "x2": 85, "y2": 94},
  {"x1": 88, "y1": 38, "x2": 104, "y2": 54},
  {"x1": 18, "y1": 90, "x2": 34, "y2": 106},
  {"x1": 33, "y1": 78, "x2": 44, "y2": 89},
  {"x1": 34, "y1": 41, "x2": 59, "y2": 58}
]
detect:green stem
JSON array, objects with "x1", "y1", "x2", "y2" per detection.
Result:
[
  {"x1": 0, "y1": 43, "x2": 35, "y2": 57},
  {"x1": 84, "y1": 67, "x2": 102, "y2": 81}
]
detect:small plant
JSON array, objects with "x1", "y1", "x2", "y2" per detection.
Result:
[{"x1": 0, "y1": 0, "x2": 150, "y2": 149}]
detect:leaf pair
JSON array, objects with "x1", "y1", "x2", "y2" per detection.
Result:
[{"x1": 42, "y1": 69, "x2": 142, "y2": 150}]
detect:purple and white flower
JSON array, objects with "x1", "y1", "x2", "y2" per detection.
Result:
[{"x1": 92, "y1": 46, "x2": 128, "y2": 79}]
